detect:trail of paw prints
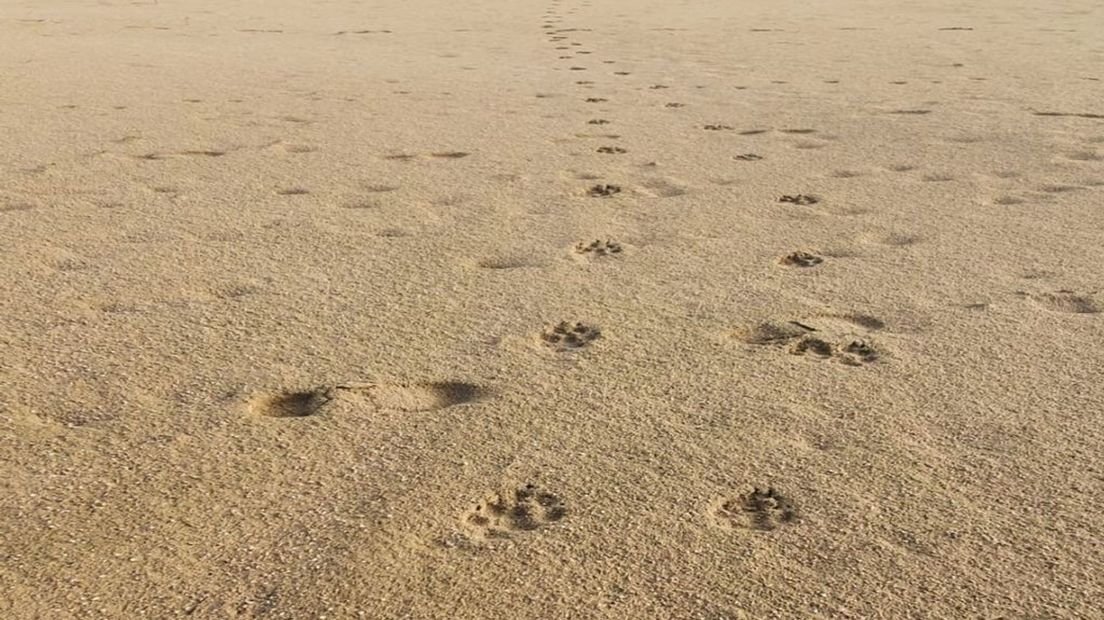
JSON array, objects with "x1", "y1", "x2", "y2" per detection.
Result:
[
  {"x1": 459, "y1": 484, "x2": 567, "y2": 542},
  {"x1": 733, "y1": 313, "x2": 886, "y2": 366},
  {"x1": 538, "y1": 1, "x2": 639, "y2": 197},
  {"x1": 710, "y1": 486, "x2": 798, "y2": 531}
]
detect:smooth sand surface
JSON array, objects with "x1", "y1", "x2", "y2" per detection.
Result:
[{"x1": 2, "y1": 0, "x2": 1103, "y2": 617}]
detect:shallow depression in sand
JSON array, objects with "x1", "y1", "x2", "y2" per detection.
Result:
[
  {"x1": 249, "y1": 390, "x2": 331, "y2": 418},
  {"x1": 357, "y1": 382, "x2": 487, "y2": 412}
]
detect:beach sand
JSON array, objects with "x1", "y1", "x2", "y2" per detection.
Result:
[{"x1": 1, "y1": 0, "x2": 1102, "y2": 617}]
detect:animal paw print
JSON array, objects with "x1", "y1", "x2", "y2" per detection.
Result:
[
  {"x1": 664, "y1": 102, "x2": 685, "y2": 108},
  {"x1": 463, "y1": 484, "x2": 567, "y2": 540},
  {"x1": 703, "y1": 124, "x2": 734, "y2": 131},
  {"x1": 588, "y1": 119, "x2": 611, "y2": 125},
  {"x1": 790, "y1": 336, "x2": 834, "y2": 358},
  {"x1": 712, "y1": 487, "x2": 797, "y2": 531},
  {"x1": 779, "y1": 194, "x2": 819, "y2": 205},
  {"x1": 734, "y1": 153, "x2": 763, "y2": 161},
  {"x1": 541, "y1": 321, "x2": 600, "y2": 350},
  {"x1": 736, "y1": 315, "x2": 884, "y2": 366},
  {"x1": 597, "y1": 146, "x2": 627, "y2": 154},
  {"x1": 574, "y1": 239, "x2": 622, "y2": 257},
  {"x1": 838, "y1": 340, "x2": 878, "y2": 365},
  {"x1": 779, "y1": 251, "x2": 824, "y2": 267},
  {"x1": 790, "y1": 335, "x2": 878, "y2": 365},
  {"x1": 585, "y1": 97, "x2": 608, "y2": 103},
  {"x1": 587, "y1": 184, "x2": 622, "y2": 197}
]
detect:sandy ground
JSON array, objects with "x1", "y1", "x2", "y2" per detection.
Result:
[{"x1": 2, "y1": 0, "x2": 1103, "y2": 617}]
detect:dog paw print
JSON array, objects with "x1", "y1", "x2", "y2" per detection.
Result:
[
  {"x1": 838, "y1": 340, "x2": 878, "y2": 365},
  {"x1": 779, "y1": 252, "x2": 824, "y2": 267},
  {"x1": 462, "y1": 484, "x2": 567, "y2": 540},
  {"x1": 779, "y1": 194, "x2": 819, "y2": 205},
  {"x1": 574, "y1": 239, "x2": 623, "y2": 257},
  {"x1": 712, "y1": 486, "x2": 798, "y2": 531},
  {"x1": 790, "y1": 335, "x2": 879, "y2": 365},
  {"x1": 587, "y1": 184, "x2": 622, "y2": 197},
  {"x1": 541, "y1": 321, "x2": 600, "y2": 350},
  {"x1": 790, "y1": 335, "x2": 835, "y2": 358}
]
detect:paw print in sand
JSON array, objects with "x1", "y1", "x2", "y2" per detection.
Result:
[
  {"x1": 712, "y1": 486, "x2": 797, "y2": 531},
  {"x1": 462, "y1": 484, "x2": 567, "y2": 540},
  {"x1": 574, "y1": 239, "x2": 623, "y2": 257},
  {"x1": 541, "y1": 321, "x2": 601, "y2": 350},
  {"x1": 779, "y1": 251, "x2": 824, "y2": 267},
  {"x1": 790, "y1": 335, "x2": 879, "y2": 365},
  {"x1": 587, "y1": 184, "x2": 622, "y2": 197}
]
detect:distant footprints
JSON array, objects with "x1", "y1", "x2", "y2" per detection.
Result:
[
  {"x1": 711, "y1": 486, "x2": 797, "y2": 531},
  {"x1": 461, "y1": 484, "x2": 567, "y2": 541}
]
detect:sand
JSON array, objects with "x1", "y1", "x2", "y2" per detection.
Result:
[{"x1": 2, "y1": 0, "x2": 1103, "y2": 617}]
